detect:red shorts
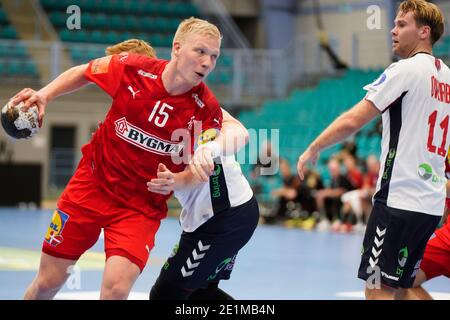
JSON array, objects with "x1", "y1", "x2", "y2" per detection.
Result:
[
  {"x1": 42, "y1": 157, "x2": 161, "y2": 272},
  {"x1": 420, "y1": 224, "x2": 450, "y2": 280}
]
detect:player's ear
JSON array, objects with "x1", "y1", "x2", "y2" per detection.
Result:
[
  {"x1": 172, "y1": 41, "x2": 181, "y2": 58},
  {"x1": 419, "y1": 25, "x2": 431, "y2": 41}
]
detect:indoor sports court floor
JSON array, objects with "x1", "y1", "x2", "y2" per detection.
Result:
[{"x1": 0, "y1": 208, "x2": 448, "y2": 300}]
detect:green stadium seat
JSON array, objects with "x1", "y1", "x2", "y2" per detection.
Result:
[
  {"x1": 141, "y1": 17, "x2": 156, "y2": 32},
  {"x1": 110, "y1": 15, "x2": 124, "y2": 30},
  {"x1": 8, "y1": 59, "x2": 21, "y2": 75},
  {"x1": 0, "y1": 9, "x2": 8, "y2": 25},
  {"x1": 104, "y1": 31, "x2": 120, "y2": 44},
  {"x1": 89, "y1": 30, "x2": 104, "y2": 44},
  {"x1": 0, "y1": 60, "x2": 6, "y2": 74},
  {"x1": 23, "y1": 61, "x2": 38, "y2": 76},
  {"x1": 150, "y1": 34, "x2": 164, "y2": 47},
  {"x1": 49, "y1": 11, "x2": 66, "y2": 28},
  {"x1": 0, "y1": 25, "x2": 17, "y2": 39},
  {"x1": 124, "y1": 16, "x2": 140, "y2": 31},
  {"x1": 14, "y1": 43, "x2": 28, "y2": 57},
  {"x1": 0, "y1": 43, "x2": 10, "y2": 57}
]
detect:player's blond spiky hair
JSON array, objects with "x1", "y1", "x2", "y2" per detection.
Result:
[{"x1": 173, "y1": 17, "x2": 222, "y2": 44}]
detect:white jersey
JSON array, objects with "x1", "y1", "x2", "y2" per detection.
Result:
[
  {"x1": 174, "y1": 155, "x2": 254, "y2": 232},
  {"x1": 364, "y1": 52, "x2": 450, "y2": 216}
]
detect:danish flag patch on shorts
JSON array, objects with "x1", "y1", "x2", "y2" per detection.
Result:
[{"x1": 44, "y1": 209, "x2": 69, "y2": 247}]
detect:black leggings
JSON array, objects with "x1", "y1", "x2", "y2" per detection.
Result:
[{"x1": 149, "y1": 276, "x2": 234, "y2": 300}]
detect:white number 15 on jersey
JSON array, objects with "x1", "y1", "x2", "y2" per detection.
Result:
[{"x1": 148, "y1": 101, "x2": 173, "y2": 128}]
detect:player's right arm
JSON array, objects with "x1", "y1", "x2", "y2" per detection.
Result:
[
  {"x1": 9, "y1": 64, "x2": 89, "y2": 126},
  {"x1": 190, "y1": 108, "x2": 249, "y2": 181},
  {"x1": 297, "y1": 99, "x2": 380, "y2": 179},
  {"x1": 147, "y1": 163, "x2": 203, "y2": 195}
]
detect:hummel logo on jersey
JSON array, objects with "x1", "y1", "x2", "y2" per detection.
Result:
[
  {"x1": 127, "y1": 85, "x2": 140, "y2": 99},
  {"x1": 119, "y1": 55, "x2": 128, "y2": 62},
  {"x1": 187, "y1": 116, "x2": 195, "y2": 130},
  {"x1": 138, "y1": 69, "x2": 158, "y2": 79},
  {"x1": 114, "y1": 117, "x2": 183, "y2": 155},
  {"x1": 192, "y1": 93, "x2": 205, "y2": 108},
  {"x1": 213, "y1": 118, "x2": 220, "y2": 125}
]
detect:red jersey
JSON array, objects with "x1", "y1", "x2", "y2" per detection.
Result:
[{"x1": 83, "y1": 54, "x2": 222, "y2": 219}]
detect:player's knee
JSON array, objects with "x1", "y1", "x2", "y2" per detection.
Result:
[
  {"x1": 34, "y1": 275, "x2": 65, "y2": 295},
  {"x1": 102, "y1": 281, "x2": 131, "y2": 300}
]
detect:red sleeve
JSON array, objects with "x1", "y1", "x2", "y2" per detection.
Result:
[{"x1": 84, "y1": 54, "x2": 125, "y2": 97}]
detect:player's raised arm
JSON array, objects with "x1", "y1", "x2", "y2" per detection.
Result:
[{"x1": 9, "y1": 64, "x2": 89, "y2": 127}]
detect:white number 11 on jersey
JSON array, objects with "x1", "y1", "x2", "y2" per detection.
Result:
[{"x1": 148, "y1": 101, "x2": 173, "y2": 128}]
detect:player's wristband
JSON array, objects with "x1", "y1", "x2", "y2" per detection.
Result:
[{"x1": 197, "y1": 141, "x2": 221, "y2": 158}]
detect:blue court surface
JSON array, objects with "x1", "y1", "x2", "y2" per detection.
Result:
[{"x1": 0, "y1": 208, "x2": 448, "y2": 300}]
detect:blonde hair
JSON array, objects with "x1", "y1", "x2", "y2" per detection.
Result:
[
  {"x1": 105, "y1": 39, "x2": 156, "y2": 58},
  {"x1": 398, "y1": 0, "x2": 445, "y2": 45},
  {"x1": 173, "y1": 17, "x2": 222, "y2": 44}
]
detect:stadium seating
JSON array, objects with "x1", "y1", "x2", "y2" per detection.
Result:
[
  {"x1": 41, "y1": 0, "x2": 233, "y2": 85},
  {"x1": 42, "y1": 1, "x2": 198, "y2": 54},
  {"x1": 238, "y1": 68, "x2": 383, "y2": 188},
  {"x1": 434, "y1": 35, "x2": 450, "y2": 59},
  {"x1": 0, "y1": 5, "x2": 39, "y2": 77}
]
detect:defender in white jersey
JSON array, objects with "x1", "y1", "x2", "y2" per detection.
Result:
[
  {"x1": 297, "y1": 0, "x2": 446, "y2": 299},
  {"x1": 147, "y1": 109, "x2": 259, "y2": 300}
]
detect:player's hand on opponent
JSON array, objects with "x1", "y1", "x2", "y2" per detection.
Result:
[
  {"x1": 147, "y1": 163, "x2": 177, "y2": 195},
  {"x1": 10, "y1": 88, "x2": 48, "y2": 128},
  {"x1": 189, "y1": 144, "x2": 216, "y2": 182},
  {"x1": 297, "y1": 147, "x2": 319, "y2": 180}
]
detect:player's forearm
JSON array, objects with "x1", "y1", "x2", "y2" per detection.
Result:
[
  {"x1": 214, "y1": 109, "x2": 249, "y2": 156},
  {"x1": 308, "y1": 99, "x2": 379, "y2": 154},
  {"x1": 39, "y1": 64, "x2": 90, "y2": 102},
  {"x1": 214, "y1": 121, "x2": 249, "y2": 156},
  {"x1": 308, "y1": 112, "x2": 360, "y2": 154},
  {"x1": 173, "y1": 169, "x2": 203, "y2": 190}
]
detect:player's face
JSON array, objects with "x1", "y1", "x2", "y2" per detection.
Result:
[
  {"x1": 174, "y1": 33, "x2": 220, "y2": 86},
  {"x1": 391, "y1": 11, "x2": 423, "y2": 58}
]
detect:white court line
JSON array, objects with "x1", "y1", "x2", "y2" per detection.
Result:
[
  {"x1": 55, "y1": 291, "x2": 148, "y2": 300},
  {"x1": 336, "y1": 291, "x2": 450, "y2": 300}
]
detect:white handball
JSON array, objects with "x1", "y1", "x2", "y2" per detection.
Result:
[{"x1": 1, "y1": 101, "x2": 39, "y2": 139}]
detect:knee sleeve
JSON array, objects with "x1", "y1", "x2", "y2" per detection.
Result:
[
  {"x1": 149, "y1": 276, "x2": 191, "y2": 300},
  {"x1": 188, "y1": 282, "x2": 234, "y2": 300}
]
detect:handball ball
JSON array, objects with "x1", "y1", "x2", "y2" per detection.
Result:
[{"x1": 1, "y1": 101, "x2": 39, "y2": 139}]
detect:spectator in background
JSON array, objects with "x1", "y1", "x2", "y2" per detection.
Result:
[
  {"x1": 315, "y1": 157, "x2": 353, "y2": 231},
  {"x1": 340, "y1": 155, "x2": 380, "y2": 233},
  {"x1": 287, "y1": 166, "x2": 324, "y2": 230},
  {"x1": 271, "y1": 158, "x2": 300, "y2": 223},
  {"x1": 360, "y1": 155, "x2": 380, "y2": 221}
]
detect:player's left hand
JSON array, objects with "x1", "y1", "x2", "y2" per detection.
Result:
[
  {"x1": 147, "y1": 163, "x2": 176, "y2": 195},
  {"x1": 189, "y1": 145, "x2": 215, "y2": 182},
  {"x1": 297, "y1": 147, "x2": 319, "y2": 180}
]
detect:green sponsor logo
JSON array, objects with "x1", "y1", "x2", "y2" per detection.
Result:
[
  {"x1": 398, "y1": 246, "x2": 408, "y2": 267},
  {"x1": 207, "y1": 257, "x2": 232, "y2": 281},
  {"x1": 382, "y1": 148, "x2": 396, "y2": 179},
  {"x1": 396, "y1": 246, "x2": 408, "y2": 276},
  {"x1": 211, "y1": 164, "x2": 221, "y2": 198},
  {"x1": 418, "y1": 163, "x2": 445, "y2": 183},
  {"x1": 388, "y1": 148, "x2": 396, "y2": 159},
  {"x1": 169, "y1": 243, "x2": 179, "y2": 258}
]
